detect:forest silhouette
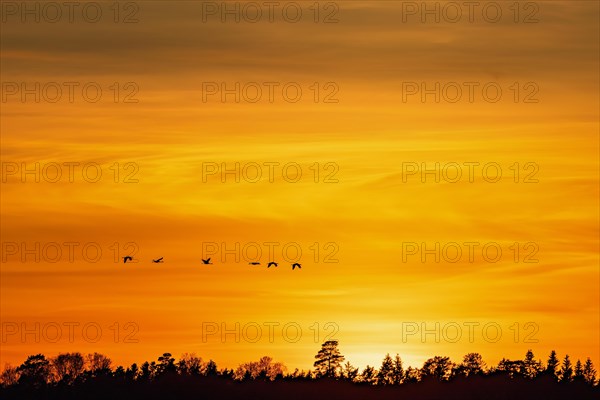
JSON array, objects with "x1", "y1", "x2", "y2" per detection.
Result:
[{"x1": 1, "y1": 341, "x2": 598, "y2": 399}]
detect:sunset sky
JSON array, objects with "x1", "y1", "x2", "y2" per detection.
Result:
[{"x1": 1, "y1": 1, "x2": 598, "y2": 373}]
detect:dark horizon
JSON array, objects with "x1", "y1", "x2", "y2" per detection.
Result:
[{"x1": 2, "y1": 341, "x2": 598, "y2": 399}]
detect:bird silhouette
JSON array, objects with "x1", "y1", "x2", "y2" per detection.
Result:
[
  {"x1": 202, "y1": 258, "x2": 212, "y2": 265},
  {"x1": 249, "y1": 262, "x2": 261, "y2": 265},
  {"x1": 123, "y1": 256, "x2": 133, "y2": 263},
  {"x1": 267, "y1": 262, "x2": 278, "y2": 268},
  {"x1": 152, "y1": 257, "x2": 164, "y2": 263},
  {"x1": 292, "y1": 263, "x2": 301, "y2": 270}
]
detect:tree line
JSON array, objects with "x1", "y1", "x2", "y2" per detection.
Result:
[
  {"x1": 311, "y1": 341, "x2": 597, "y2": 386},
  {"x1": 0, "y1": 341, "x2": 597, "y2": 389}
]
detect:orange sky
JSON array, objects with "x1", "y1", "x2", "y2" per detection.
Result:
[{"x1": 1, "y1": 1, "x2": 599, "y2": 372}]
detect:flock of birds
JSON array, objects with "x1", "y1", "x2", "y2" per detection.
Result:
[{"x1": 123, "y1": 256, "x2": 301, "y2": 270}]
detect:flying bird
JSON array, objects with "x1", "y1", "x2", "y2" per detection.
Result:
[
  {"x1": 267, "y1": 262, "x2": 278, "y2": 268},
  {"x1": 123, "y1": 256, "x2": 133, "y2": 263},
  {"x1": 292, "y1": 263, "x2": 301, "y2": 270},
  {"x1": 249, "y1": 262, "x2": 261, "y2": 265},
  {"x1": 202, "y1": 258, "x2": 212, "y2": 265},
  {"x1": 152, "y1": 257, "x2": 164, "y2": 263}
]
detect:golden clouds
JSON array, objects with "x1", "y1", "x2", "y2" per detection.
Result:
[{"x1": 1, "y1": 1, "x2": 598, "y2": 371}]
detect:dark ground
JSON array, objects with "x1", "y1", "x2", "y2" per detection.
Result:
[{"x1": 2, "y1": 375, "x2": 598, "y2": 400}]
